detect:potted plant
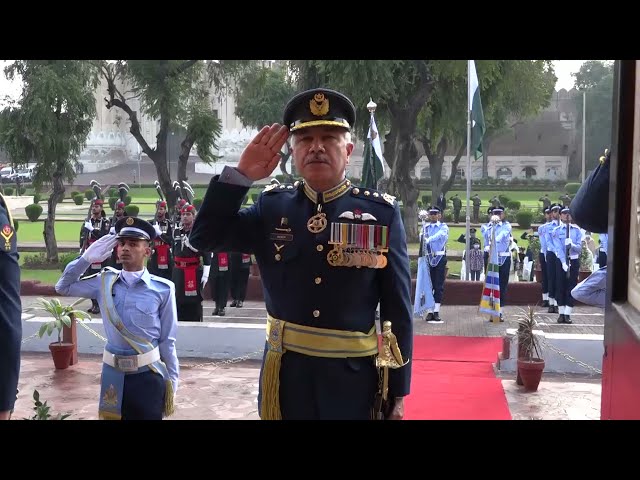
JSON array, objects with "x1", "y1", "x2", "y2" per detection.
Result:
[
  {"x1": 515, "y1": 306, "x2": 545, "y2": 392},
  {"x1": 33, "y1": 298, "x2": 92, "y2": 370},
  {"x1": 578, "y1": 241, "x2": 594, "y2": 282}
]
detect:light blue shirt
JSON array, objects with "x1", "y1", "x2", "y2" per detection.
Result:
[
  {"x1": 600, "y1": 233, "x2": 608, "y2": 252},
  {"x1": 481, "y1": 223, "x2": 491, "y2": 252},
  {"x1": 571, "y1": 267, "x2": 606, "y2": 308},
  {"x1": 538, "y1": 223, "x2": 547, "y2": 254},
  {"x1": 55, "y1": 257, "x2": 180, "y2": 393},
  {"x1": 544, "y1": 219, "x2": 558, "y2": 254},
  {"x1": 552, "y1": 223, "x2": 584, "y2": 265},
  {"x1": 486, "y1": 221, "x2": 512, "y2": 255}
]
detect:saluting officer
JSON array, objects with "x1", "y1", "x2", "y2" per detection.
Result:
[
  {"x1": 148, "y1": 200, "x2": 174, "y2": 281},
  {"x1": 419, "y1": 205, "x2": 449, "y2": 322},
  {"x1": 0, "y1": 192, "x2": 20, "y2": 420},
  {"x1": 551, "y1": 207, "x2": 583, "y2": 324},
  {"x1": 56, "y1": 217, "x2": 179, "y2": 420},
  {"x1": 544, "y1": 204, "x2": 562, "y2": 313},
  {"x1": 189, "y1": 88, "x2": 413, "y2": 420},
  {"x1": 536, "y1": 207, "x2": 552, "y2": 306},
  {"x1": 80, "y1": 198, "x2": 110, "y2": 314},
  {"x1": 486, "y1": 206, "x2": 512, "y2": 321},
  {"x1": 172, "y1": 204, "x2": 210, "y2": 322}
]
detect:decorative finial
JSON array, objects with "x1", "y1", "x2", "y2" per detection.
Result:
[{"x1": 367, "y1": 98, "x2": 377, "y2": 113}]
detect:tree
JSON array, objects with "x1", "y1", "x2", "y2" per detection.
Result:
[
  {"x1": 99, "y1": 60, "x2": 246, "y2": 206},
  {"x1": 234, "y1": 64, "x2": 296, "y2": 178},
  {"x1": 0, "y1": 60, "x2": 99, "y2": 263},
  {"x1": 573, "y1": 61, "x2": 614, "y2": 177}
]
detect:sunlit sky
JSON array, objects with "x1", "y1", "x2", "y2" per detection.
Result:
[{"x1": 0, "y1": 60, "x2": 588, "y2": 107}]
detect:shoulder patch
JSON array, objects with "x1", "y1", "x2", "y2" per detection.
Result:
[{"x1": 350, "y1": 187, "x2": 396, "y2": 207}]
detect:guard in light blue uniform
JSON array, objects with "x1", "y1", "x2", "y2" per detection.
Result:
[
  {"x1": 56, "y1": 217, "x2": 179, "y2": 420},
  {"x1": 419, "y1": 206, "x2": 449, "y2": 322},
  {"x1": 597, "y1": 232, "x2": 608, "y2": 268},
  {"x1": 481, "y1": 207, "x2": 493, "y2": 274},
  {"x1": 536, "y1": 207, "x2": 551, "y2": 306},
  {"x1": 551, "y1": 207, "x2": 584, "y2": 324},
  {"x1": 486, "y1": 206, "x2": 512, "y2": 320},
  {"x1": 544, "y1": 204, "x2": 561, "y2": 313}
]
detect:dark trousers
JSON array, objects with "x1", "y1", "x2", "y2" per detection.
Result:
[
  {"x1": 210, "y1": 272, "x2": 230, "y2": 309},
  {"x1": 230, "y1": 268, "x2": 250, "y2": 301},
  {"x1": 472, "y1": 207, "x2": 479, "y2": 223},
  {"x1": 483, "y1": 251, "x2": 489, "y2": 274},
  {"x1": 546, "y1": 252, "x2": 558, "y2": 300},
  {"x1": 598, "y1": 251, "x2": 607, "y2": 268},
  {"x1": 539, "y1": 253, "x2": 548, "y2": 295},
  {"x1": 258, "y1": 350, "x2": 379, "y2": 420},
  {"x1": 499, "y1": 257, "x2": 511, "y2": 307},
  {"x1": 453, "y1": 208, "x2": 461, "y2": 223},
  {"x1": 470, "y1": 270, "x2": 481, "y2": 281},
  {"x1": 429, "y1": 257, "x2": 447, "y2": 303},
  {"x1": 177, "y1": 301, "x2": 202, "y2": 322},
  {"x1": 121, "y1": 370, "x2": 166, "y2": 420},
  {"x1": 555, "y1": 258, "x2": 580, "y2": 307}
]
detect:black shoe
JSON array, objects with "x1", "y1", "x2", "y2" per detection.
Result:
[
  {"x1": 433, "y1": 312, "x2": 441, "y2": 322},
  {"x1": 212, "y1": 308, "x2": 220, "y2": 316},
  {"x1": 564, "y1": 315, "x2": 572, "y2": 324},
  {"x1": 236, "y1": 301, "x2": 243, "y2": 308},
  {"x1": 554, "y1": 306, "x2": 560, "y2": 313},
  {"x1": 542, "y1": 300, "x2": 549, "y2": 307},
  {"x1": 557, "y1": 314, "x2": 566, "y2": 323},
  {"x1": 230, "y1": 300, "x2": 238, "y2": 307},
  {"x1": 218, "y1": 308, "x2": 226, "y2": 316},
  {"x1": 548, "y1": 305, "x2": 555, "y2": 313},
  {"x1": 425, "y1": 312, "x2": 434, "y2": 322}
]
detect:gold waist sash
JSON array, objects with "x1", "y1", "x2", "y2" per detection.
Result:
[{"x1": 261, "y1": 314, "x2": 379, "y2": 420}]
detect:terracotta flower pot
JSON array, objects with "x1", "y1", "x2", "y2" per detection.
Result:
[
  {"x1": 49, "y1": 342, "x2": 75, "y2": 370},
  {"x1": 517, "y1": 358, "x2": 545, "y2": 392}
]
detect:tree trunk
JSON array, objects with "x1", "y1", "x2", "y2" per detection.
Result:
[
  {"x1": 44, "y1": 174, "x2": 65, "y2": 263},
  {"x1": 178, "y1": 134, "x2": 195, "y2": 185},
  {"x1": 149, "y1": 149, "x2": 176, "y2": 208}
]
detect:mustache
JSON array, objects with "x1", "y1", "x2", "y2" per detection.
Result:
[{"x1": 304, "y1": 153, "x2": 330, "y2": 165}]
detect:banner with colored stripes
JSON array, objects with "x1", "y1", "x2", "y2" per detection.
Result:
[{"x1": 479, "y1": 226, "x2": 501, "y2": 318}]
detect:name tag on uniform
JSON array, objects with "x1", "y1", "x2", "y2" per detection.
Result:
[{"x1": 270, "y1": 233, "x2": 293, "y2": 242}]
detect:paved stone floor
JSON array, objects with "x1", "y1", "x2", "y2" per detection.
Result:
[{"x1": 10, "y1": 351, "x2": 601, "y2": 421}]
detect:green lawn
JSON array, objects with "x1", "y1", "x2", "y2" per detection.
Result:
[{"x1": 18, "y1": 221, "x2": 82, "y2": 243}]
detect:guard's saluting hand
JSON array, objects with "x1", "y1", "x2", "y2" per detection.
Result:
[
  {"x1": 237, "y1": 124, "x2": 289, "y2": 181},
  {"x1": 81, "y1": 234, "x2": 118, "y2": 264}
]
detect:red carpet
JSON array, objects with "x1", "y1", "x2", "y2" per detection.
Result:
[{"x1": 405, "y1": 336, "x2": 511, "y2": 420}]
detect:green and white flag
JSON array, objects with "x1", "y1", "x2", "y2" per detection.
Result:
[
  {"x1": 361, "y1": 113, "x2": 385, "y2": 189},
  {"x1": 469, "y1": 60, "x2": 486, "y2": 160}
]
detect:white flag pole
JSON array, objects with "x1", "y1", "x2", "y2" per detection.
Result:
[{"x1": 465, "y1": 60, "x2": 472, "y2": 281}]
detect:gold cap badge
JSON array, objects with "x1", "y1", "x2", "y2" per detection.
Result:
[
  {"x1": 310, "y1": 93, "x2": 330, "y2": 116},
  {"x1": 126, "y1": 217, "x2": 134, "y2": 225}
]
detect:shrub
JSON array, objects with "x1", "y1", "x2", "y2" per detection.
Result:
[
  {"x1": 33, "y1": 194, "x2": 41, "y2": 204},
  {"x1": 193, "y1": 197, "x2": 203, "y2": 210},
  {"x1": 5, "y1": 187, "x2": 14, "y2": 196},
  {"x1": 565, "y1": 182, "x2": 581, "y2": 195},
  {"x1": 516, "y1": 210, "x2": 534, "y2": 229},
  {"x1": 73, "y1": 194, "x2": 84, "y2": 205},
  {"x1": 124, "y1": 205, "x2": 139, "y2": 217},
  {"x1": 507, "y1": 200, "x2": 521, "y2": 211},
  {"x1": 84, "y1": 189, "x2": 94, "y2": 200},
  {"x1": 25, "y1": 203, "x2": 43, "y2": 222}
]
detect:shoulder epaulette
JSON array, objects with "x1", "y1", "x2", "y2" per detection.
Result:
[
  {"x1": 149, "y1": 275, "x2": 174, "y2": 289},
  {"x1": 349, "y1": 187, "x2": 396, "y2": 207},
  {"x1": 263, "y1": 183, "x2": 297, "y2": 194},
  {"x1": 101, "y1": 266, "x2": 120, "y2": 275},
  {"x1": 81, "y1": 272, "x2": 100, "y2": 281}
]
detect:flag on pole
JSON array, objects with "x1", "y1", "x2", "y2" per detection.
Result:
[
  {"x1": 479, "y1": 226, "x2": 501, "y2": 321},
  {"x1": 361, "y1": 112, "x2": 385, "y2": 189},
  {"x1": 469, "y1": 60, "x2": 486, "y2": 161}
]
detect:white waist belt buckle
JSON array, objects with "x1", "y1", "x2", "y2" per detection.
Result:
[{"x1": 103, "y1": 347, "x2": 160, "y2": 373}]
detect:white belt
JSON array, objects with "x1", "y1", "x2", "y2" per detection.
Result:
[
  {"x1": 499, "y1": 252, "x2": 511, "y2": 257},
  {"x1": 434, "y1": 251, "x2": 446, "y2": 255},
  {"x1": 599, "y1": 248, "x2": 606, "y2": 252},
  {"x1": 103, "y1": 346, "x2": 160, "y2": 373},
  {"x1": 484, "y1": 247, "x2": 490, "y2": 252},
  {"x1": 569, "y1": 254, "x2": 579, "y2": 260}
]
